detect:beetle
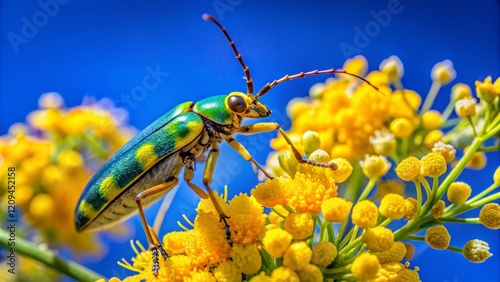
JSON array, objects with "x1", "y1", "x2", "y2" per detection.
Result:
[{"x1": 74, "y1": 13, "x2": 379, "y2": 275}]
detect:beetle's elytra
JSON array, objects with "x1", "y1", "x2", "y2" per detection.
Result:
[{"x1": 75, "y1": 13, "x2": 378, "y2": 275}]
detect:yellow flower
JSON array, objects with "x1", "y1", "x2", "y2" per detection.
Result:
[
  {"x1": 262, "y1": 228, "x2": 293, "y2": 258},
  {"x1": 379, "y1": 55, "x2": 404, "y2": 81},
  {"x1": 377, "y1": 180, "x2": 405, "y2": 199},
  {"x1": 423, "y1": 130, "x2": 444, "y2": 149},
  {"x1": 38, "y1": 92, "x2": 64, "y2": 108},
  {"x1": 268, "y1": 205, "x2": 289, "y2": 225},
  {"x1": 251, "y1": 177, "x2": 289, "y2": 208},
  {"x1": 494, "y1": 166, "x2": 500, "y2": 185},
  {"x1": 455, "y1": 97, "x2": 477, "y2": 118},
  {"x1": 163, "y1": 231, "x2": 189, "y2": 256},
  {"x1": 298, "y1": 264, "x2": 323, "y2": 282},
  {"x1": 284, "y1": 213, "x2": 314, "y2": 240},
  {"x1": 285, "y1": 165, "x2": 338, "y2": 213},
  {"x1": 379, "y1": 193, "x2": 407, "y2": 219},
  {"x1": 422, "y1": 110, "x2": 444, "y2": 130},
  {"x1": 369, "y1": 129, "x2": 396, "y2": 156},
  {"x1": 184, "y1": 211, "x2": 231, "y2": 268},
  {"x1": 231, "y1": 244, "x2": 261, "y2": 275},
  {"x1": 352, "y1": 200, "x2": 379, "y2": 228},
  {"x1": 375, "y1": 241, "x2": 407, "y2": 264},
  {"x1": 479, "y1": 203, "x2": 500, "y2": 229},
  {"x1": 430, "y1": 200, "x2": 445, "y2": 218},
  {"x1": 404, "y1": 242, "x2": 415, "y2": 260},
  {"x1": 283, "y1": 241, "x2": 312, "y2": 271},
  {"x1": 451, "y1": 83, "x2": 472, "y2": 100},
  {"x1": 431, "y1": 60, "x2": 456, "y2": 85},
  {"x1": 432, "y1": 141, "x2": 456, "y2": 163},
  {"x1": 271, "y1": 266, "x2": 300, "y2": 282},
  {"x1": 389, "y1": 90, "x2": 421, "y2": 119},
  {"x1": 308, "y1": 149, "x2": 330, "y2": 163},
  {"x1": 330, "y1": 158, "x2": 353, "y2": 183},
  {"x1": 420, "y1": 152, "x2": 447, "y2": 178},
  {"x1": 351, "y1": 253, "x2": 380, "y2": 281},
  {"x1": 425, "y1": 225, "x2": 451, "y2": 250},
  {"x1": 311, "y1": 241, "x2": 337, "y2": 267},
  {"x1": 362, "y1": 227, "x2": 394, "y2": 252},
  {"x1": 447, "y1": 182, "x2": 472, "y2": 205},
  {"x1": 375, "y1": 262, "x2": 420, "y2": 282},
  {"x1": 466, "y1": 151, "x2": 487, "y2": 170},
  {"x1": 28, "y1": 193, "x2": 55, "y2": 221},
  {"x1": 360, "y1": 155, "x2": 391, "y2": 179},
  {"x1": 227, "y1": 194, "x2": 264, "y2": 245},
  {"x1": 475, "y1": 76, "x2": 497, "y2": 102},
  {"x1": 463, "y1": 239, "x2": 492, "y2": 263},
  {"x1": 302, "y1": 131, "x2": 321, "y2": 156},
  {"x1": 249, "y1": 272, "x2": 272, "y2": 282},
  {"x1": 390, "y1": 118, "x2": 414, "y2": 138},
  {"x1": 395, "y1": 156, "x2": 421, "y2": 181},
  {"x1": 57, "y1": 150, "x2": 84, "y2": 171},
  {"x1": 404, "y1": 198, "x2": 418, "y2": 220},
  {"x1": 321, "y1": 197, "x2": 353, "y2": 222},
  {"x1": 187, "y1": 270, "x2": 216, "y2": 282},
  {"x1": 213, "y1": 260, "x2": 241, "y2": 282}
]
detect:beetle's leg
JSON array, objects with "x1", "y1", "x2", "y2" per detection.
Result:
[
  {"x1": 183, "y1": 149, "x2": 232, "y2": 244},
  {"x1": 224, "y1": 136, "x2": 274, "y2": 179},
  {"x1": 135, "y1": 178, "x2": 178, "y2": 276},
  {"x1": 236, "y1": 122, "x2": 338, "y2": 170},
  {"x1": 184, "y1": 161, "x2": 210, "y2": 199}
]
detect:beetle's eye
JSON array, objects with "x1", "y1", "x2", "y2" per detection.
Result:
[{"x1": 228, "y1": 95, "x2": 247, "y2": 114}]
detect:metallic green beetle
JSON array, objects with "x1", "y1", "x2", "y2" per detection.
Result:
[{"x1": 75, "y1": 14, "x2": 378, "y2": 275}]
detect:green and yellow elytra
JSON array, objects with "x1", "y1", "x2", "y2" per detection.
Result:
[{"x1": 74, "y1": 13, "x2": 380, "y2": 275}]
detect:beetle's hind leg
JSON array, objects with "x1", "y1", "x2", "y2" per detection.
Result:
[{"x1": 135, "y1": 178, "x2": 178, "y2": 276}]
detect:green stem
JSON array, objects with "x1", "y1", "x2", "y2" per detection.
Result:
[
  {"x1": 414, "y1": 180, "x2": 423, "y2": 220},
  {"x1": 467, "y1": 116, "x2": 478, "y2": 137},
  {"x1": 447, "y1": 245, "x2": 463, "y2": 253},
  {"x1": 479, "y1": 103, "x2": 493, "y2": 137},
  {"x1": 420, "y1": 80, "x2": 441, "y2": 115},
  {"x1": 0, "y1": 229, "x2": 102, "y2": 282},
  {"x1": 334, "y1": 219, "x2": 348, "y2": 246},
  {"x1": 441, "y1": 97, "x2": 457, "y2": 121},
  {"x1": 357, "y1": 178, "x2": 378, "y2": 202},
  {"x1": 436, "y1": 137, "x2": 484, "y2": 200},
  {"x1": 468, "y1": 183, "x2": 498, "y2": 203},
  {"x1": 439, "y1": 217, "x2": 478, "y2": 224}
]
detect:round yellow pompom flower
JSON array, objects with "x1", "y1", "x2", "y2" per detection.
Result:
[
  {"x1": 351, "y1": 253, "x2": 380, "y2": 281},
  {"x1": 425, "y1": 225, "x2": 451, "y2": 250},
  {"x1": 362, "y1": 227, "x2": 394, "y2": 252},
  {"x1": 283, "y1": 241, "x2": 312, "y2": 271},
  {"x1": 420, "y1": 152, "x2": 447, "y2": 178},
  {"x1": 352, "y1": 200, "x2": 379, "y2": 228},
  {"x1": 298, "y1": 264, "x2": 323, "y2": 282},
  {"x1": 330, "y1": 158, "x2": 353, "y2": 183},
  {"x1": 360, "y1": 155, "x2": 391, "y2": 179},
  {"x1": 231, "y1": 244, "x2": 261, "y2": 275},
  {"x1": 390, "y1": 118, "x2": 414, "y2": 138},
  {"x1": 379, "y1": 193, "x2": 407, "y2": 219},
  {"x1": 375, "y1": 241, "x2": 407, "y2": 264},
  {"x1": 447, "y1": 182, "x2": 472, "y2": 205},
  {"x1": 271, "y1": 266, "x2": 300, "y2": 282},
  {"x1": 312, "y1": 241, "x2": 337, "y2": 267},
  {"x1": 422, "y1": 110, "x2": 444, "y2": 130},
  {"x1": 262, "y1": 228, "x2": 293, "y2": 258},
  {"x1": 395, "y1": 156, "x2": 421, "y2": 181},
  {"x1": 284, "y1": 213, "x2": 314, "y2": 240},
  {"x1": 479, "y1": 203, "x2": 500, "y2": 230},
  {"x1": 321, "y1": 197, "x2": 353, "y2": 222}
]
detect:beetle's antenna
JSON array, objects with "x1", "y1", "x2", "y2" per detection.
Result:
[
  {"x1": 202, "y1": 14, "x2": 254, "y2": 96},
  {"x1": 255, "y1": 68, "x2": 382, "y2": 98}
]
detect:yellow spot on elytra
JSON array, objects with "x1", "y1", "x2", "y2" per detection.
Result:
[
  {"x1": 136, "y1": 143, "x2": 158, "y2": 169},
  {"x1": 99, "y1": 176, "x2": 119, "y2": 199},
  {"x1": 78, "y1": 200, "x2": 98, "y2": 218}
]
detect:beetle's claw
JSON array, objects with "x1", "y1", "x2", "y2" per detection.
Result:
[
  {"x1": 219, "y1": 215, "x2": 233, "y2": 247},
  {"x1": 158, "y1": 244, "x2": 169, "y2": 260},
  {"x1": 151, "y1": 247, "x2": 159, "y2": 277}
]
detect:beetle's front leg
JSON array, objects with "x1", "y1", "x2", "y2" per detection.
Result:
[
  {"x1": 224, "y1": 136, "x2": 274, "y2": 179},
  {"x1": 135, "y1": 178, "x2": 178, "y2": 276},
  {"x1": 236, "y1": 122, "x2": 338, "y2": 170}
]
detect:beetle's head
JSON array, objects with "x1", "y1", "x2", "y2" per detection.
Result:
[{"x1": 225, "y1": 91, "x2": 270, "y2": 118}]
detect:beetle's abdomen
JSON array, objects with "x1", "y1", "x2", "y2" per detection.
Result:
[{"x1": 75, "y1": 112, "x2": 204, "y2": 231}]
